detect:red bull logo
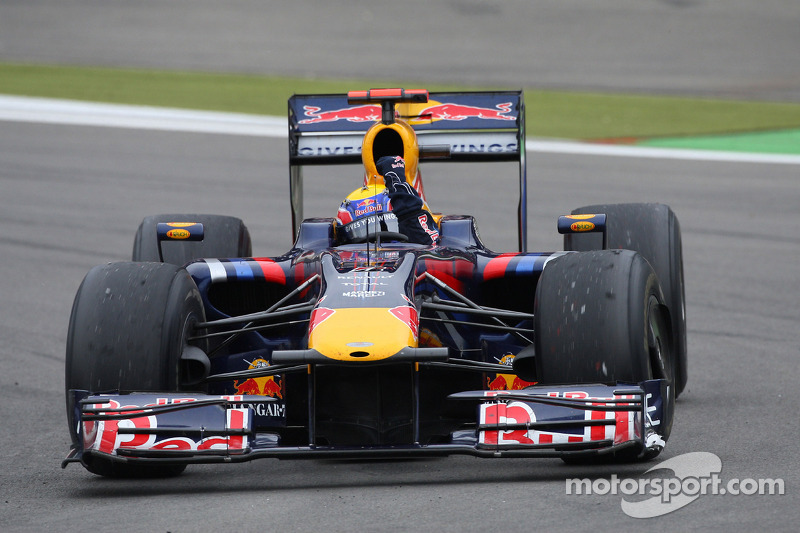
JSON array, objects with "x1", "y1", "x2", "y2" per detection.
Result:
[
  {"x1": 234, "y1": 358, "x2": 282, "y2": 398},
  {"x1": 410, "y1": 101, "x2": 516, "y2": 123},
  {"x1": 353, "y1": 197, "x2": 384, "y2": 218},
  {"x1": 298, "y1": 104, "x2": 381, "y2": 124},
  {"x1": 388, "y1": 303, "x2": 420, "y2": 342},
  {"x1": 419, "y1": 327, "x2": 443, "y2": 347},
  {"x1": 298, "y1": 100, "x2": 516, "y2": 125},
  {"x1": 487, "y1": 353, "x2": 537, "y2": 391},
  {"x1": 308, "y1": 307, "x2": 335, "y2": 337}
]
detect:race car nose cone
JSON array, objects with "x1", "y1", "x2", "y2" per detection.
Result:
[{"x1": 309, "y1": 307, "x2": 417, "y2": 362}]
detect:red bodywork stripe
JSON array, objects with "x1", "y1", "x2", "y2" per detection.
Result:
[
  {"x1": 483, "y1": 253, "x2": 518, "y2": 281},
  {"x1": 253, "y1": 259, "x2": 286, "y2": 284},
  {"x1": 591, "y1": 409, "x2": 607, "y2": 441}
]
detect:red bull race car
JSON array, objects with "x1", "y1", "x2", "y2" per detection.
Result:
[{"x1": 63, "y1": 89, "x2": 686, "y2": 477}]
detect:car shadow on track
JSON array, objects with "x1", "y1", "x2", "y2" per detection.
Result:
[{"x1": 67, "y1": 456, "x2": 658, "y2": 498}]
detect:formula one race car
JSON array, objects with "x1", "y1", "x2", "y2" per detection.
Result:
[{"x1": 63, "y1": 88, "x2": 686, "y2": 477}]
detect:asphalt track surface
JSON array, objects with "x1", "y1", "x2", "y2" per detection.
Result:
[
  {"x1": 1, "y1": 1, "x2": 799, "y2": 532},
  {"x1": 1, "y1": 120, "x2": 798, "y2": 532},
  {"x1": 1, "y1": 0, "x2": 800, "y2": 102}
]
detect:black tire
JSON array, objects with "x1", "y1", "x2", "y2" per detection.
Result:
[
  {"x1": 533, "y1": 250, "x2": 673, "y2": 461},
  {"x1": 564, "y1": 203, "x2": 686, "y2": 396},
  {"x1": 534, "y1": 250, "x2": 670, "y2": 385},
  {"x1": 132, "y1": 214, "x2": 252, "y2": 265},
  {"x1": 65, "y1": 262, "x2": 206, "y2": 477}
]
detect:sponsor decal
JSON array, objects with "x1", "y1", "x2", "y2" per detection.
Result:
[
  {"x1": 342, "y1": 290, "x2": 386, "y2": 298},
  {"x1": 345, "y1": 212, "x2": 396, "y2": 231},
  {"x1": 298, "y1": 104, "x2": 381, "y2": 124},
  {"x1": 545, "y1": 390, "x2": 588, "y2": 399},
  {"x1": 336, "y1": 275, "x2": 388, "y2": 285},
  {"x1": 82, "y1": 397, "x2": 249, "y2": 455},
  {"x1": 308, "y1": 307, "x2": 335, "y2": 336},
  {"x1": 543, "y1": 391, "x2": 638, "y2": 444},
  {"x1": 83, "y1": 399, "x2": 158, "y2": 454},
  {"x1": 388, "y1": 302, "x2": 420, "y2": 341},
  {"x1": 570, "y1": 221, "x2": 596, "y2": 232},
  {"x1": 297, "y1": 99, "x2": 516, "y2": 126},
  {"x1": 161, "y1": 222, "x2": 201, "y2": 241},
  {"x1": 353, "y1": 198, "x2": 384, "y2": 218},
  {"x1": 479, "y1": 401, "x2": 540, "y2": 445},
  {"x1": 296, "y1": 142, "x2": 518, "y2": 157},
  {"x1": 413, "y1": 101, "x2": 516, "y2": 122},
  {"x1": 417, "y1": 214, "x2": 440, "y2": 243},
  {"x1": 248, "y1": 402, "x2": 286, "y2": 418},
  {"x1": 297, "y1": 145, "x2": 362, "y2": 156},
  {"x1": 450, "y1": 142, "x2": 518, "y2": 153},
  {"x1": 486, "y1": 353, "x2": 536, "y2": 391},
  {"x1": 386, "y1": 155, "x2": 404, "y2": 169},
  {"x1": 149, "y1": 407, "x2": 249, "y2": 452},
  {"x1": 166, "y1": 229, "x2": 191, "y2": 239},
  {"x1": 419, "y1": 327, "x2": 443, "y2": 347},
  {"x1": 479, "y1": 390, "x2": 639, "y2": 447},
  {"x1": 234, "y1": 358, "x2": 283, "y2": 399}
]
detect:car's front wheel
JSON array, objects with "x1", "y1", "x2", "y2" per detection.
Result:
[
  {"x1": 65, "y1": 262, "x2": 206, "y2": 477},
  {"x1": 532, "y1": 250, "x2": 674, "y2": 460},
  {"x1": 564, "y1": 203, "x2": 686, "y2": 396}
]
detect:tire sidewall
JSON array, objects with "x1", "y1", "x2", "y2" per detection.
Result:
[{"x1": 161, "y1": 269, "x2": 206, "y2": 391}]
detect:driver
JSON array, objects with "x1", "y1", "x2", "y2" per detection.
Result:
[{"x1": 336, "y1": 155, "x2": 439, "y2": 245}]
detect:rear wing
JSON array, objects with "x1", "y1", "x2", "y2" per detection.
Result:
[{"x1": 288, "y1": 90, "x2": 528, "y2": 251}]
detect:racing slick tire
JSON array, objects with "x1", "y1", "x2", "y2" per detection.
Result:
[
  {"x1": 533, "y1": 250, "x2": 674, "y2": 461},
  {"x1": 65, "y1": 262, "x2": 206, "y2": 477},
  {"x1": 132, "y1": 213, "x2": 252, "y2": 265},
  {"x1": 564, "y1": 203, "x2": 686, "y2": 397}
]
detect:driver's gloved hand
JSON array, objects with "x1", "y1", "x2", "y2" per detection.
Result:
[
  {"x1": 377, "y1": 156, "x2": 414, "y2": 196},
  {"x1": 375, "y1": 155, "x2": 438, "y2": 246},
  {"x1": 376, "y1": 155, "x2": 422, "y2": 216}
]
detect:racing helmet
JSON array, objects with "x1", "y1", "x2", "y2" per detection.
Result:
[{"x1": 336, "y1": 186, "x2": 400, "y2": 243}]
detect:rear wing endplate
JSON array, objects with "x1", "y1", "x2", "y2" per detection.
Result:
[{"x1": 288, "y1": 90, "x2": 528, "y2": 251}]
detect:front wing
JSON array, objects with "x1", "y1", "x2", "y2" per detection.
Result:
[{"x1": 63, "y1": 380, "x2": 669, "y2": 468}]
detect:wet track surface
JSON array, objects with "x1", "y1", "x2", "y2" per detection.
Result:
[{"x1": 1, "y1": 1, "x2": 799, "y2": 531}]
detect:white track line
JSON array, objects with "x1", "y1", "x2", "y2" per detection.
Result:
[
  {"x1": 0, "y1": 95, "x2": 286, "y2": 137},
  {"x1": 2, "y1": 95, "x2": 799, "y2": 165},
  {"x1": 526, "y1": 139, "x2": 800, "y2": 165}
]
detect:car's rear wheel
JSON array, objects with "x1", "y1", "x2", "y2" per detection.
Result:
[
  {"x1": 564, "y1": 203, "x2": 686, "y2": 396},
  {"x1": 65, "y1": 262, "x2": 206, "y2": 477},
  {"x1": 132, "y1": 213, "x2": 252, "y2": 264},
  {"x1": 532, "y1": 250, "x2": 673, "y2": 461}
]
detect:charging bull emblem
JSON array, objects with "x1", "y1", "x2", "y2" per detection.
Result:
[
  {"x1": 234, "y1": 358, "x2": 283, "y2": 398},
  {"x1": 487, "y1": 354, "x2": 536, "y2": 391}
]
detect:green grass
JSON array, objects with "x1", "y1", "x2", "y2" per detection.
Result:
[
  {"x1": 641, "y1": 128, "x2": 800, "y2": 154},
  {"x1": 3, "y1": 62, "x2": 800, "y2": 140}
]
